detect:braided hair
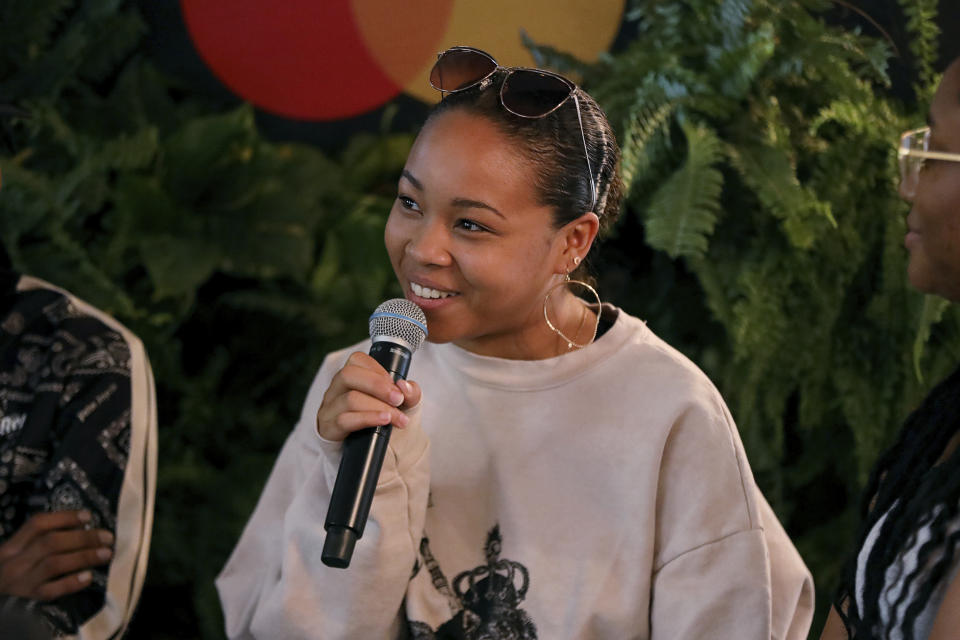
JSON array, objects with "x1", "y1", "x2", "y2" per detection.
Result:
[
  {"x1": 425, "y1": 68, "x2": 623, "y2": 281},
  {"x1": 835, "y1": 364, "x2": 960, "y2": 638}
]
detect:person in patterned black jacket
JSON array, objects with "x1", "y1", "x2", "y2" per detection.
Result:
[{"x1": 0, "y1": 254, "x2": 157, "y2": 638}]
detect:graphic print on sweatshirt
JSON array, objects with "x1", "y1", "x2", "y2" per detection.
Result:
[{"x1": 407, "y1": 524, "x2": 538, "y2": 639}]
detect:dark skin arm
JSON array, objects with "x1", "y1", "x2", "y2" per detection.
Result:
[
  {"x1": 0, "y1": 510, "x2": 113, "y2": 602},
  {"x1": 819, "y1": 606, "x2": 848, "y2": 640},
  {"x1": 821, "y1": 573, "x2": 960, "y2": 640},
  {"x1": 928, "y1": 569, "x2": 960, "y2": 639}
]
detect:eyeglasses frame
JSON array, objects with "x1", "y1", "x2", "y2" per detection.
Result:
[
  {"x1": 898, "y1": 126, "x2": 960, "y2": 198},
  {"x1": 430, "y1": 46, "x2": 598, "y2": 212}
]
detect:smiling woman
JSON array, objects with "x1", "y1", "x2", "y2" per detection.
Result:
[
  {"x1": 821, "y1": 56, "x2": 960, "y2": 640},
  {"x1": 216, "y1": 46, "x2": 814, "y2": 639},
  {"x1": 385, "y1": 110, "x2": 593, "y2": 357}
]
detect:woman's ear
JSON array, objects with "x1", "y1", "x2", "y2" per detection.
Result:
[{"x1": 555, "y1": 212, "x2": 600, "y2": 272}]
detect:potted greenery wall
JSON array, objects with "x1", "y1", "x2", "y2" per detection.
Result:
[{"x1": 1, "y1": 1, "x2": 410, "y2": 636}]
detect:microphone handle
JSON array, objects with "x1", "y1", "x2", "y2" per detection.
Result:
[{"x1": 321, "y1": 340, "x2": 412, "y2": 569}]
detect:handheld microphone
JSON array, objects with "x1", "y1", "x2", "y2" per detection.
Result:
[{"x1": 321, "y1": 299, "x2": 428, "y2": 569}]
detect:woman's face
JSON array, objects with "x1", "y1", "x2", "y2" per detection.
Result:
[
  {"x1": 903, "y1": 60, "x2": 960, "y2": 301},
  {"x1": 384, "y1": 109, "x2": 573, "y2": 358}
]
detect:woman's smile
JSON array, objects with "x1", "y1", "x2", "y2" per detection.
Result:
[{"x1": 384, "y1": 109, "x2": 571, "y2": 358}]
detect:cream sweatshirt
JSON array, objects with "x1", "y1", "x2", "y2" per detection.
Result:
[{"x1": 217, "y1": 306, "x2": 813, "y2": 639}]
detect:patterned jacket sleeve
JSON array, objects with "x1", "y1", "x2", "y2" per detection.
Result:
[{"x1": 1, "y1": 276, "x2": 158, "y2": 639}]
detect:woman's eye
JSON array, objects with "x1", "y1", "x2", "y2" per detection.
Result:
[
  {"x1": 397, "y1": 195, "x2": 420, "y2": 212},
  {"x1": 456, "y1": 219, "x2": 487, "y2": 233}
]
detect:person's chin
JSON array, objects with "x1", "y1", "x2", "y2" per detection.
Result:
[{"x1": 906, "y1": 255, "x2": 935, "y2": 295}]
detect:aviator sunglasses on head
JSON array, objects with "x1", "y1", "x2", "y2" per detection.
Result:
[{"x1": 429, "y1": 46, "x2": 598, "y2": 211}]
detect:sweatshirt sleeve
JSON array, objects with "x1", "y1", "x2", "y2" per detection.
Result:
[
  {"x1": 216, "y1": 350, "x2": 431, "y2": 639},
  {"x1": 648, "y1": 391, "x2": 813, "y2": 639}
]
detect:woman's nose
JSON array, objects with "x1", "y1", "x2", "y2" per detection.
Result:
[
  {"x1": 898, "y1": 175, "x2": 916, "y2": 202},
  {"x1": 407, "y1": 219, "x2": 452, "y2": 266}
]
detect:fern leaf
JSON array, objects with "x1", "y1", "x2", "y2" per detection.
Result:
[
  {"x1": 898, "y1": 0, "x2": 940, "y2": 92},
  {"x1": 97, "y1": 126, "x2": 159, "y2": 171},
  {"x1": 0, "y1": 0, "x2": 73, "y2": 69},
  {"x1": 643, "y1": 121, "x2": 723, "y2": 259},
  {"x1": 620, "y1": 100, "x2": 674, "y2": 196},
  {"x1": 79, "y1": 10, "x2": 146, "y2": 81},
  {"x1": 727, "y1": 142, "x2": 834, "y2": 249}
]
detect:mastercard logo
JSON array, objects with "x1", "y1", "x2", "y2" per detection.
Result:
[{"x1": 181, "y1": 0, "x2": 625, "y2": 121}]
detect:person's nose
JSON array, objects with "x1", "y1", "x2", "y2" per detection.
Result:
[
  {"x1": 406, "y1": 217, "x2": 452, "y2": 267},
  {"x1": 899, "y1": 175, "x2": 916, "y2": 202}
]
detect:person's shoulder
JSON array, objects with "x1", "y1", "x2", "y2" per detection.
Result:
[
  {"x1": 15, "y1": 275, "x2": 134, "y2": 336},
  {"x1": 10, "y1": 275, "x2": 145, "y2": 375},
  {"x1": 610, "y1": 308, "x2": 724, "y2": 406}
]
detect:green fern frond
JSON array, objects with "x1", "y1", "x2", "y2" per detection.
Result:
[
  {"x1": 898, "y1": 0, "x2": 940, "y2": 92},
  {"x1": 79, "y1": 10, "x2": 146, "y2": 81},
  {"x1": 97, "y1": 126, "x2": 159, "y2": 171},
  {"x1": 727, "y1": 142, "x2": 835, "y2": 249},
  {"x1": 643, "y1": 121, "x2": 723, "y2": 259},
  {"x1": 730, "y1": 259, "x2": 789, "y2": 362},
  {"x1": 715, "y1": 0, "x2": 752, "y2": 44},
  {"x1": 620, "y1": 100, "x2": 674, "y2": 196},
  {"x1": 706, "y1": 22, "x2": 776, "y2": 101},
  {"x1": 0, "y1": 0, "x2": 74, "y2": 70},
  {"x1": 811, "y1": 95, "x2": 900, "y2": 139}
]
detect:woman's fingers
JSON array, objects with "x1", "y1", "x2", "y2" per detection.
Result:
[
  {"x1": 317, "y1": 352, "x2": 415, "y2": 441},
  {"x1": 397, "y1": 379, "x2": 421, "y2": 410},
  {"x1": 327, "y1": 353, "x2": 405, "y2": 408},
  {"x1": 319, "y1": 387, "x2": 410, "y2": 441}
]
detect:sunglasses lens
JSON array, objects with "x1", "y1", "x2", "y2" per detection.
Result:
[
  {"x1": 430, "y1": 48, "x2": 497, "y2": 92},
  {"x1": 501, "y1": 70, "x2": 573, "y2": 117}
]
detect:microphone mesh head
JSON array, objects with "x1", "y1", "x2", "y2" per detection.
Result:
[{"x1": 369, "y1": 299, "x2": 428, "y2": 352}]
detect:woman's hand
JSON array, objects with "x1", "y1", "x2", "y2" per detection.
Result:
[
  {"x1": 0, "y1": 510, "x2": 114, "y2": 601},
  {"x1": 316, "y1": 351, "x2": 421, "y2": 442}
]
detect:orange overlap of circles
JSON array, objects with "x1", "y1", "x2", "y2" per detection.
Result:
[{"x1": 181, "y1": 0, "x2": 624, "y2": 121}]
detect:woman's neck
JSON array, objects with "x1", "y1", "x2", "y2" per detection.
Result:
[{"x1": 452, "y1": 290, "x2": 597, "y2": 360}]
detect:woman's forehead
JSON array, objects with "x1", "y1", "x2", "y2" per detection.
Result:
[{"x1": 409, "y1": 111, "x2": 533, "y2": 185}]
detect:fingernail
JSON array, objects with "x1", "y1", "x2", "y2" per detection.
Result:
[
  {"x1": 398, "y1": 380, "x2": 411, "y2": 394},
  {"x1": 379, "y1": 411, "x2": 392, "y2": 424},
  {"x1": 78, "y1": 571, "x2": 92, "y2": 583},
  {"x1": 97, "y1": 548, "x2": 112, "y2": 561},
  {"x1": 99, "y1": 531, "x2": 114, "y2": 545},
  {"x1": 389, "y1": 389, "x2": 403, "y2": 406},
  {"x1": 396, "y1": 412, "x2": 410, "y2": 428},
  {"x1": 78, "y1": 511, "x2": 92, "y2": 523}
]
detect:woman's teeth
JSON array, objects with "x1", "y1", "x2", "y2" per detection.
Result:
[{"x1": 411, "y1": 282, "x2": 457, "y2": 299}]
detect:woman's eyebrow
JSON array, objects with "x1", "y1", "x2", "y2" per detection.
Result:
[
  {"x1": 451, "y1": 197, "x2": 504, "y2": 219},
  {"x1": 402, "y1": 169, "x2": 504, "y2": 218},
  {"x1": 401, "y1": 170, "x2": 423, "y2": 190}
]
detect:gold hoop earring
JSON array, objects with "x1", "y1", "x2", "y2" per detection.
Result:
[{"x1": 543, "y1": 275, "x2": 602, "y2": 350}]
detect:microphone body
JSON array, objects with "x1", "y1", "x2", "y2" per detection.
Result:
[{"x1": 322, "y1": 300, "x2": 427, "y2": 569}]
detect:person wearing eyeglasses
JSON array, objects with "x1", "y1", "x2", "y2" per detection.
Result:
[
  {"x1": 820, "y1": 57, "x2": 960, "y2": 640},
  {"x1": 217, "y1": 46, "x2": 813, "y2": 639}
]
